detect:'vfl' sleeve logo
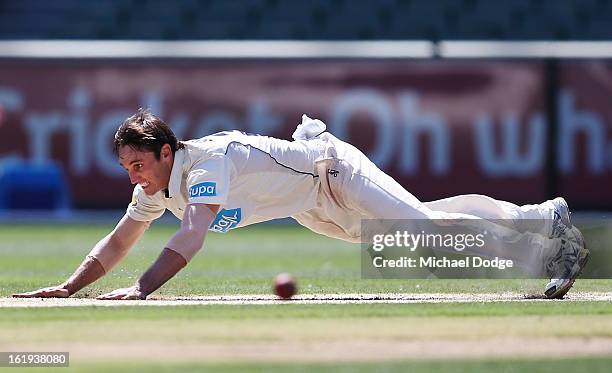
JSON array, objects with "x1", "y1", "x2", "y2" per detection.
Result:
[{"x1": 189, "y1": 182, "x2": 217, "y2": 198}]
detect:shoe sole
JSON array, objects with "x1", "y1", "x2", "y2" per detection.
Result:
[{"x1": 544, "y1": 244, "x2": 590, "y2": 299}]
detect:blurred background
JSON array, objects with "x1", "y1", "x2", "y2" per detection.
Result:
[{"x1": 0, "y1": 0, "x2": 611, "y2": 216}]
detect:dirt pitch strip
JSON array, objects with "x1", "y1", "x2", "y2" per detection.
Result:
[{"x1": 2, "y1": 291, "x2": 612, "y2": 307}]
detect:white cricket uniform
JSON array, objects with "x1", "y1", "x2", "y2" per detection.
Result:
[
  {"x1": 126, "y1": 115, "x2": 557, "y2": 270},
  {"x1": 126, "y1": 127, "x2": 324, "y2": 232}
]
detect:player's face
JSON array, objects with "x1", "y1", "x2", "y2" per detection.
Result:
[{"x1": 118, "y1": 144, "x2": 174, "y2": 195}]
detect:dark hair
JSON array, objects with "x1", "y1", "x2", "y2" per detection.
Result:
[{"x1": 114, "y1": 108, "x2": 184, "y2": 159}]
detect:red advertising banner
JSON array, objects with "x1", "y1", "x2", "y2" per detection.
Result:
[
  {"x1": 559, "y1": 62, "x2": 612, "y2": 208},
  {"x1": 0, "y1": 61, "x2": 581, "y2": 209}
]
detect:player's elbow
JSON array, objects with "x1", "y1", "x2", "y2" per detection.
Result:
[
  {"x1": 181, "y1": 226, "x2": 207, "y2": 252},
  {"x1": 166, "y1": 226, "x2": 207, "y2": 263}
]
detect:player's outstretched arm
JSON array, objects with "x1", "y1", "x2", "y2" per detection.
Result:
[
  {"x1": 97, "y1": 204, "x2": 219, "y2": 300},
  {"x1": 12, "y1": 215, "x2": 150, "y2": 298}
]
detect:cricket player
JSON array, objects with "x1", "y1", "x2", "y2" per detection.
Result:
[{"x1": 13, "y1": 109, "x2": 589, "y2": 300}]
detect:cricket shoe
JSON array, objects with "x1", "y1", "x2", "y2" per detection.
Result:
[
  {"x1": 543, "y1": 226, "x2": 590, "y2": 299},
  {"x1": 548, "y1": 197, "x2": 572, "y2": 239}
]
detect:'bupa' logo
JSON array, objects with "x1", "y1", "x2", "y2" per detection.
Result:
[
  {"x1": 209, "y1": 208, "x2": 241, "y2": 233},
  {"x1": 189, "y1": 182, "x2": 217, "y2": 198}
]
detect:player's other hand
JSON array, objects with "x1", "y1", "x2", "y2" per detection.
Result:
[
  {"x1": 12, "y1": 286, "x2": 70, "y2": 298},
  {"x1": 97, "y1": 285, "x2": 146, "y2": 300}
]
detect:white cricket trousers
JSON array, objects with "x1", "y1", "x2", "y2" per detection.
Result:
[{"x1": 293, "y1": 132, "x2": 557, "y2": 272}]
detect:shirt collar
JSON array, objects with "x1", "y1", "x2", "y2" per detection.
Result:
[{"x1": 167, "y1": 147, "x2": 185, "y2": 199}]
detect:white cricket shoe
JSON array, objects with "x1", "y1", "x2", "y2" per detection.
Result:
[
  {"x1": 548, "y1": 197, "x2": 572, "y2": 238},
  {"x1": 543, "y1": 226, "x2": 590, "y2": 299}
]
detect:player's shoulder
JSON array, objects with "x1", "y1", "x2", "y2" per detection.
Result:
[
  {"x1": 126, "y1": 184, "x2": 166, "y2": 222},
  {"x1": 183, "y1": 131, "x2": 247, "y2": 155},
  {"x1": 182, "y1": 131, "x2": 258, "y2": 167}
]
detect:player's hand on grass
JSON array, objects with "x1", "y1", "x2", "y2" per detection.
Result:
[
  {"x1": 96, "y1": 285, "x2": 146, "y2": 300},
  {"x1": 12, "y1": 286, "x2": 70, "y2": 298}
]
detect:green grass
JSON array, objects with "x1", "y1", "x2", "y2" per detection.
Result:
[
  {"x1": 10, "y1": 358, "x2": 612, "y2": 373},
  {"x1": 1, "y1": 223, "x2": 611, "y2": 371},
  {"x1": 2, "y1": 303, "x2": 612, "y2": 371},
  {"x1": 4, "y1": 301, "x2": 612, "y2": 321},
  {"x1": 2, "y1": 223, "x2": 609, "y2": 297},
  {"x1": 3, "y1": 302, "x2": 612, "y2": 344},
  {"x1": 7, "y1": 357, "x2": 611, "y2": 373}
]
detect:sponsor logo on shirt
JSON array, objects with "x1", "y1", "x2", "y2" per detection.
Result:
[
  {"x1": 209, "y1": 208, "x2": 241, "y2": 233},
  {"x1": 189, "y1": 182, "x2": 217, "y2": 198}
]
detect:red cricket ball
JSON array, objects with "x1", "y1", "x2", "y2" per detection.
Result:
[{"x1": 273, "y1": 273, "x2": 297, "y2": 300}]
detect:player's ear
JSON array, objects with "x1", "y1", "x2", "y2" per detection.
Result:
[{"x1": 161, "y1": 144, "x2": 172, "y2": 159}]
